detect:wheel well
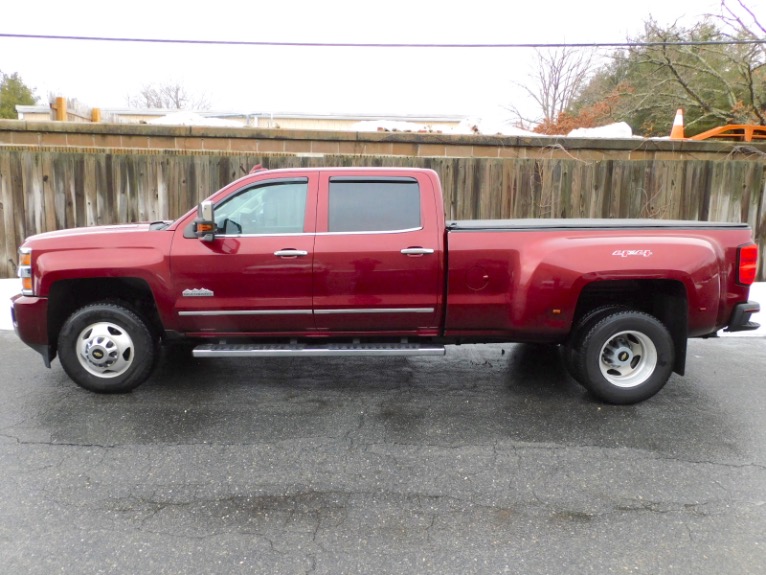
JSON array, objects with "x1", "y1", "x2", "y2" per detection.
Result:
[
  {"x1": 575, "y1": 280, "x2": 688, "y2": 375},
  {"x1": 47, "y1": 278, "x2": 164, "y2": 350}
]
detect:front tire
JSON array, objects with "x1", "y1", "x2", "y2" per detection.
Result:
[
  {"x1": 573, "y1": 311, "x2": 674, "y2": 404},
  {"x1": 58, "y1": 302, "x2": 157, "y2": 393}
]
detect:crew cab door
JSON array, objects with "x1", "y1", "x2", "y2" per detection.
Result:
[
  {"x1": 170, "y1": 174, "x2": 318, "y2": 334},
  {"x1": 312, "y1": 172, "x2": 443, "y2": 335}
]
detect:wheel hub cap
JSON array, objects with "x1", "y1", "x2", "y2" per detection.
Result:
[
  {"x1": 598, "y1": 331, "x2": 658, "y2": 389},
  {"x1": 75, "y1": 322, "x2": 135, "y2": 378},
  {"x1": 604, "y1": 338, "x2": 635, "y2": 368},
  {"x1": 83, "y1": 336, "x2": 118, "y2": 368}
]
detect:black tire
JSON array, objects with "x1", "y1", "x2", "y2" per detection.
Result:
[
  {"x1": 563, "y1": 305, "x2": 626, "y2": 384},
  {"x1": 572, "y1": 311, "x2": 674, "y2": 405},
  {"x1": 58, "y1": 302, "x2": 158, "y2": 393}
]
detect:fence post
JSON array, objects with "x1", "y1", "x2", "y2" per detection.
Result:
[{"x1": 51, "y1": 97, "x2": 67, "y2": 121}]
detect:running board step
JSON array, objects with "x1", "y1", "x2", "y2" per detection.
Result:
[{"x1": 192, "y1": 342, "x2": 446, "y2": 358}]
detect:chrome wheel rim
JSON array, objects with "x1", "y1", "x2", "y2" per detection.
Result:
[
  {"x1": 599, "y1": 330, "x2": 657, "y2": 388},
  {"x1": 75, "y1": 322, "x2": 135, "y2": 378}
]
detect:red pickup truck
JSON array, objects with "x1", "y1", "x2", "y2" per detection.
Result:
[{"x1": 11, "y1": 166, "x2": 760, "y2": 404}]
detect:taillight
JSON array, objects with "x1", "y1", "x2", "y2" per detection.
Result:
[
  {"x1": 18, "y1": 247, "x2": 33, "y2": 296},
  {"x1": 737, "y1": 243, "x2": 758, "y2": 286}
]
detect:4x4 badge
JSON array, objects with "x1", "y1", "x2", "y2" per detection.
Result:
[{"x1": 612, "y1": 249, "x2": 653, "y2": 258}]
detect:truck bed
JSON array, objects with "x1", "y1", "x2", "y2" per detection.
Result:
[{"x1": 447, "y1": 219, "x2": 751, "y2": 231}]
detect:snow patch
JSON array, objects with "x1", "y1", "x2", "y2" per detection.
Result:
[
  {"x1": 147, "y1": 111, "x2": 243, "y2": 127},
  {"x1": 567, "y1": 122, "x2": 636, "y2": 139}
]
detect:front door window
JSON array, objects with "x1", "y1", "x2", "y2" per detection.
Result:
[{"x1": 215, "y1": 181, "x2": 308, "y2": 236}]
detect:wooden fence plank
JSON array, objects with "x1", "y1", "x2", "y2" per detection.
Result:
[
  {"x1": 0, "y1": 154, "x2": 14, "y2": 278},
  {"x1": 22, "y1": 153, "x2": 43, "y2": 237},
  {"x1": 10, "y1": 154, "x2": 25, "y2": 248}
]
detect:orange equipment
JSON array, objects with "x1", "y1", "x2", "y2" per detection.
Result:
[{"x1": 690, "y1": 125, "x2": 766, "y2": 142}]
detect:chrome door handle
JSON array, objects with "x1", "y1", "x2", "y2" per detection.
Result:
[
  {"x1": 401, "y1": 248, "x2": 435, "y2": 256},
  {"x1": 274, "y1": 249, "x2": 309, "y2": 257}
]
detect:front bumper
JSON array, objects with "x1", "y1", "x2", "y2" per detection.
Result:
[
  {"x1": 11, "y1": 294, "x2": 55, "y2": 367},
  {"x1": 725, "y1": 300, "x2": 761, "y2": 333}
]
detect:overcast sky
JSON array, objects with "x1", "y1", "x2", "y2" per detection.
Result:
[{"x1": 2, "y1": 0, "x2": 763, "y2": 124}]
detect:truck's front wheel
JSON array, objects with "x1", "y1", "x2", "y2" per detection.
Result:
[
  {"x1": 574, "y1": 311, "x2": 674, "y2": 404},
  {"x1": 58, "y1": 302, "x2": 157, "y2": 393}
]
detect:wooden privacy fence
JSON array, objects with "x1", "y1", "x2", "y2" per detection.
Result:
[{"x1": 1, "y1": 149, "x2": 765, "y2": 280}]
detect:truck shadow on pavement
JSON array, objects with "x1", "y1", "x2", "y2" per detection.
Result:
[{"x1": 122, "y1": 340, "x2": 735, "y2": 460}]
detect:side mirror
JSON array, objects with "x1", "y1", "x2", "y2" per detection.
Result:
[{"x1": 194, "y1": 201, "x2": 216, "y2": 242}]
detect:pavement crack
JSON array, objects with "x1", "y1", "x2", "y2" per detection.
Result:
[
  {"x1": 0, "y1": 434, "x2": 117, "y2": 449},
  {"x1": 425, "y1": 514, "x2": 437, "y2": 544}
]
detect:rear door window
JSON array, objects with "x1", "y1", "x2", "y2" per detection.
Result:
[{"x1": 328, "y1": 178, "x2": 420, "y2": 233}]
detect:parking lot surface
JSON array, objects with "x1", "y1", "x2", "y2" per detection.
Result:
[{"x1": 0, "y1": 330, "x2": 764, "y2": 574}]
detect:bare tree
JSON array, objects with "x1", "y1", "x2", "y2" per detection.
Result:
[
  {"x1": 127, "y1": 82, "x2": 211, "y2": 110},
  {"x1": 716, "y1": 0, "x2": 766, "y2": 124},
  {"x1": 623, "y1": 11, "x2": 765, "y2": 131},
  {"x1": 510, "y1": 47, "x2": 597, "y2": 132},
  {"x1": 718, "y1": 0, "x2": 766, "y2": 40}
]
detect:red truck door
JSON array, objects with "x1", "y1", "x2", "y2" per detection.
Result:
[
  {"x1": 312, "y1": 172, "x2": 443, "y2": 335},
  {"x1": 170, "y1": 174, "x2": 318, "y2": 335}
]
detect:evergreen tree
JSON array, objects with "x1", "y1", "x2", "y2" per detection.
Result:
[{"x1": 0, "y1": 71, "x2": 38, "y2": 119}]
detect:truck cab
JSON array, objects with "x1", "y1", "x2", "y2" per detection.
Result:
[{"x1": 173, "y1": 167, "x2": 445, "y2": 337}]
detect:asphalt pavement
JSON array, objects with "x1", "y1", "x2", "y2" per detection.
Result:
[{"x1": 0, "y1": 321, "x2": 765, "y2": 573}]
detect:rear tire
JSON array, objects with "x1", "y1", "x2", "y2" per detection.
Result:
[
  {"x1": 58, "y1": 302, "x2": 157, "y2": 393},
  {"x1": 572, "y1": 311, "x2": 674, "y2": 404},
  {"x1": 563, "y1": 305, "x2": 626, "y2": 384}
]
